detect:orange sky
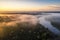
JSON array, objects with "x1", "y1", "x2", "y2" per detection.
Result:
[{"x1": 0, "y1": 1, "x2": 60, "y2": 11}]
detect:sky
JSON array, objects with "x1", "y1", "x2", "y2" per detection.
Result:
[{"x1": 0, "y1": 0, "x2": 60, "y2": 11}]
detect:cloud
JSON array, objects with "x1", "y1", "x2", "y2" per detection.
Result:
[
  {"x1": 38, "y1": 5, "x2": 60, "y2": 11},
  {"x1": 0, "y1": 1, "x2": 60, "y2": 11},
  {"x1": 48, "y1": 5, "x2": 60, "y2": 8},
  {"x1": 48, "y1": 5, "x2": 60, "y2": 11}
]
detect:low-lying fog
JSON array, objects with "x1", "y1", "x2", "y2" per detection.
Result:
[{"x1": 0, "y1": 13, "x2": 60, "y2": 36}]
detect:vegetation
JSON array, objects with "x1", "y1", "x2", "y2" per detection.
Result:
[
  {"x1": 51, "y1": 22, "x2": 60, "y2": 30},
  {"x1": 0, "y1": 16, "x2": 12, "y2": 22},
  {"x1": 0, "y1": 23, "x2": 59, "y2": 40},
  {"x1": 0, "y1": 16, "x2": 60, "y2": 40}
]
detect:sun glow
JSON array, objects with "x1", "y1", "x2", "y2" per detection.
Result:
[
  {"x1": 0, "y1": 1, "x2": 40, "y2": 11},
  {"x1": 0, "y1": 1, "x2": 60, "y2": 11}
]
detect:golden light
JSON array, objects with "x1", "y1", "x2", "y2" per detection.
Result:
[{"x1": 0, "y1": 1, "x2": 59, "y2": 11}]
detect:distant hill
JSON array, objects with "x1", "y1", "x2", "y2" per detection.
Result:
[{"x1": 0, "y1": 11, "x2": 60, "y2": 15}]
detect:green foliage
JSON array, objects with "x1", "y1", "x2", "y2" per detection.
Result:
[
  {"x1": 51, "y1": 22, "x2": 60, "y2": 30},
  {"x1": 0, "y1": 22, "x2": 59, "y2": 40}
]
